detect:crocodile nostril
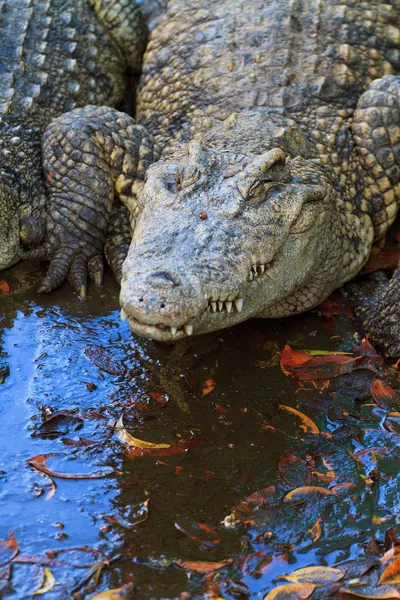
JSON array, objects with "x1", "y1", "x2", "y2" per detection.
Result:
[
  {"x1": 139, "y1": 297, "x2": 144, "y2": 302},
  {"x1": 160, "y1": 303, "x2": 166, "y2": 309},
  {"x1": 148, "y1": 271, "x2": 179, "y2": 288}
]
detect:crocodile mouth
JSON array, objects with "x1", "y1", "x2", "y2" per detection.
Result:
[{"x1": 120, "y1": 293, "x2": 245, "y2": 341}]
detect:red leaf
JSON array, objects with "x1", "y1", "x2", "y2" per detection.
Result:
[
  {"x1": 0, "y1": 533, "x2": 18, "y2": 567},
  {"x1": 148, "y1": 392, "x2": 169, "y2": 406},
  {"x1": 371, "y1": 378, "x2": 398, "y2": 408},
  {"x1": 27, "y1": 453, "x2": 113, "y2": 479},
  {"x1": 363, "y1": 249, "x2": 400, "y2": 274},
  {"x1": 84, "y1": 346, "x2": 126, "y2": 376},
  {"x1": 278, "y1": 454, "x2": 309, "y2": 487}
]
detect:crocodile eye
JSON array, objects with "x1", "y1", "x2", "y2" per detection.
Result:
[{"x1": 245, "y1": 180, "x2": 279, "y2": 205}]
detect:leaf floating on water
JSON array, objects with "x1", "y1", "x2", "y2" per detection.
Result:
[
  {"x1": 0, "y1": 533, "x2": 18, "y2": 566},
  {"x1": 284, "y1": 486, "x2": 337, "y2": 503},
  {"x1": 125, "y1": 438, "x2": 203, "y2": 460},
  {"x1": 379, "y1": 555, "x2": 400, "y2": 584},
  {"x1": 279, "y1": 566, "x2": 344, "y2": 584},
  {"x1": 0, "y1": 565, "x2": 11, "y2": 592},
  {"x1": 90, "y1": 585, "x2": 133, "y2": 599},
  {"x1": 263, "y1": 582, "x2": 316, "y2": 599},
  {"x1": 27, "y1": 453, "x2": 113, "y2": 479},
  {"x1": 0, "y1": 280, "x2": 9, "y2": 295},
  {"x1": 340, "y1": 584, "x2": 400, "y2": 598},
  {"x1": 84, "y1": 346, "x2": 126, "y2": 376},
  {"x1": 174, "y1": 558, "x2": 233, "y2": 573},
  {"x1": 278, "y1": 453, "x2": 309, "y2": 487},
  {"x1": 278, "y1": 405, "x2": 319, "y2": 435},
  {"x1": 115, "y1": 413, "x2": 170, "y2": 449},
  {"x1": 307, "y1": 517, "x2": 322, "y2": 543},
  {"x1": 370, "y1": 378, "x2": 398, "y2": 411},
  {"x1": 32, "y1": 568, "x2": 56, "y2": 595},
  {"x1": 201, "y1": 376, "x2": 216, "y2": 397},
  {"x1": 32, "y1": 412, "x2": 84, "y2": 438}
]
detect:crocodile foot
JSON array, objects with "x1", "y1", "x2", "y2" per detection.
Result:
[
  {"x1": 21, "y1": 106, "x2": 155, "y2": 297},
  {"x1": 347, "y1": 270, "x2": 400, "y2": 357}
]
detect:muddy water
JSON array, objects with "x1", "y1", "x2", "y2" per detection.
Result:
[{"x1": 0, "y1": 261, "x2": 399, "y2": 599}]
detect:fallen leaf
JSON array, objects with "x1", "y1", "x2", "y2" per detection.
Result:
[
  {"x1": 175, "y1": 522, "x2": 220, "y2": 547},
  {"x1": 90, "y1": 585, "x2": 133, "y2": 599},
  {"x1": 27, "y1": 454, "x2": 113, "y2": 479},
  {"x1": 201, "y1": 377, "x2": 216, "y2": 397},
  {"x1": 379, "y1": 555, "x2": 400, "y2": 584},
  {"x1": 115, "y1": 413, "x2": 170, "y2": 449},
  {"x1": 279, "y1": 566, "x2": 344, "y2": 584},
  {"x1": 363, "y1": 249, "x2": 400, "y2": 274},
  {"x1": 280, "y1": 345, "x2": 379, "y2": 381},
  {"x1": 84, "y1": 346, "x2": 126, "y2": 376},
  {"x1": 104, "y1": 498, "x2": 149, "y2": 529},
  {"x1": 370, "y1": 379, "x2": 398, "y2": 409},
  {"x1": 284, "y1": 486, "x2": 337, "y2": 503},
  {"x1": 278, "y1": 454, "x2": 309, "y2": 487},
  {"x1": 307, "y1": 517, "x2": 322, "y2": 543},
  {"x1": 0, "y1": 533, "x2": 18, "y2": 566},
  {"x1": 33, "y1": 568, "x2": 56, "y2": 595},
  {"x1": 174, "y1": 558, "x2": 233, "y2": 573},
  {"x1": 278, "y1": 406, "x2": 319, "y2": 435},
  {"x1": 340, "y1": 584, "x2": 400, "y2": 598},
  {"x1": 125, "y1": 438, "x2": 203, "y2": 460},
  {"x1": 263, "y1": 583, "x2": 316, "y2": 599},
  {"x1": 0, "y1": 280, "x2": 9, "y2": 295},
  {"x1": 0, "y1": 565, "x2": 11, "y2": 592},
  {"x1": 32, "y1": 413, "x2": 84, "y2": 438}
]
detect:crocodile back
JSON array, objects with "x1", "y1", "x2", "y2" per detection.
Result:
[
  {"x1": 0, "y1": 0, "x2": 126, "y2": 126},
  {"x1": 137, "y1": 0, "x2": 400, "y2": 148}
]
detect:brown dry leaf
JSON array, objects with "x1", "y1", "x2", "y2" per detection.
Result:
[
  {"x1": 115, "y1": 413, "x2": 170, "y2": 449},
  {"x1": 0, "y1": 565, "x2": 11, "y2": 592},
  {"x1": 284, "y1": 486, "x2": 336, "y2": 503},
  {"x1": 278, "y1": 405, "x2": 319, "y2": 435},
  {"x1": 340, "y1": 584, "x2": 400, "y2": 598},
  {"x1": 201, "y1": 377, "x2": 216, "y2": 397},
  {"x1": 279, "y1": 566, "x2": 344, "y2": 584},
  {"x1": 280, "y1": 345, "x2": 364, "y2": 381},
  {"x1": 379, "y1": 555, "x2": 400, "y2": 584},
  {"x1": 32, "y1": 568, "x2": 56, "y2": 595},
  {"x1": 174, "y1": 558, "x2": 233, "y2": 573},
  {"x1": 0, "y1": 533, "x2": 18, "y2": 566},
  {"x1": 27, "y1": 453, "x2": 112, "y2": 479},
  {"x1": 263, "y1": 583, "x2": 316, "y2": 599},
  {"x1": 307, "y1": 517, "x2": 322, "y2": 543}
]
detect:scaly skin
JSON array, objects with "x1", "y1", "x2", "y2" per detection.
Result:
[
  {"x1": 0, "y1": 0, "x2": 147, "y2": 294},
  {"x1": 118, "y1": 0, "x2": 400, "y2": 355}
]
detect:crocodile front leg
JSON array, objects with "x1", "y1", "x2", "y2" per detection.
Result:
[
  {"x1": 349, "y1": 76, "x2": 400, "y2": 356},
  {"x1": 21, "y1": 106, "x2": 155, "y2": 297}
]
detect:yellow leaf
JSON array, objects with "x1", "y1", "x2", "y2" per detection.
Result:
[
  {"x1": 201, "y1": 377, "x2": 216, "y2": 397},
  {"x1": 174, "y1": 558, "x2": 233, "y2": 573},
  {"x1": 115, "y1": 413, "x2": 170, "y2": 449},
  {"x1": 379, "y1": 555, "x2": 400, "y2": 584},
  {"x1": 278, "y1": 405, "x2": 319, "y2": 434},
  {"x1": 279, "y1": 566, "x2": 344, "y2": 584},
  {"x1": 341, "y1": 586, "x2": 400, "y2": 598},
  {"x1": 33, "y1": 568, "x2": 56, "y2": 595},
  {"x1": 284, "y1": 486, "x2": 336, "y2": 502},
  {"x1": 90, "y1": 588, "x2": 130, "y2": 599},
  {"x1": 307, "y1": 517, "x2": 322, "y2": 542},
  {"x1": 303, "y1": 350, "x2": 352, "y2": 356},
  {"x1": 263, "y1": 583, "x2": 316, "y2": 600}
]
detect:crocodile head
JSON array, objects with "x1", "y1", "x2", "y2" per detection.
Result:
[
  {"x1": 0, "y1": 172, "x2": 21, "y2": 271},
  {"x1": 120, "y1": 140, "x2": 340, "y2": 341}
]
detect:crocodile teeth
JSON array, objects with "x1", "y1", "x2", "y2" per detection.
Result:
[
  {"x1": 120, "y1": 308, "x2": 127, "y2": 322},
  {"x1": 248, "y1": 271, "x2": 254, "y2": 281},
  {"x1": 234, "y1": 298, "x2": 243, "y2": 312},
  {"x1": 218, "y1": 301, "x2": 224, "y2": 312},
  {"x1": 225, "y1": 301, "x2": 233, "y2": 313},
  {"x1": 211, "y1": 301, "x2": 217, "y2": 313},
  {"x1": 259, "y1": 264, "x2": 265, "y2": 275},
  {"x1": 184, "y1": 324, "x2": 194, "y2": 336},
  {"x1": 252, "y1": 264, "x2": 257, "y2": 276},
  {"x1": 170, "y1": 326, "x2": 178, "y2": 336}
]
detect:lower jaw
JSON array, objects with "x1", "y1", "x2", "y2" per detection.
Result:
[{"x1": 127, "y1": 316, "x2": 188, "y2": 341}]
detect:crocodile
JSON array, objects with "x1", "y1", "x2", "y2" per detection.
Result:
[
  {"x1": 21, "y1": 0, "x2": 400, "y2": 355},
  {"x1": 0, "y1": 0, "x2": 148, "y2": 290}
]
